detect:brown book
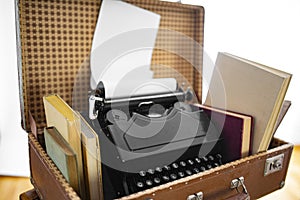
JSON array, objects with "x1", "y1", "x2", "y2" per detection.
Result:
[
  {"x1": 205, "y1": 52, "x2": 291, "y2": 154},
  {"x1": 43, "y1": 94, "x2": 85, "y2": 198},
  {"x1": 44, "y1": 127, "x2": 79, "y2": 193},
  {"x1": 197, "y1": 104, "x2": 253, "y2": 162}
]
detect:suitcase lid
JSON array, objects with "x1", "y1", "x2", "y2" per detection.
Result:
[{"x1": 16, "y1": 0, "x2": 204, "y2": 131}]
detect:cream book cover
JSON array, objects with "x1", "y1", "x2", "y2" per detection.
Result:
[
  {"x1": 205, "y1": 52, "x2": 291, "y2": 154},
  {"x1": 43, "y1": 94, "x2": 86, "y2": 198},
  {"x1": 78, "y1": 112, "x2": 103, "y2": 200}
]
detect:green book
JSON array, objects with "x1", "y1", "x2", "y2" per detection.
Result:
[{"x1": 44, "y1": 127, "x2": 79, "y2": 194}]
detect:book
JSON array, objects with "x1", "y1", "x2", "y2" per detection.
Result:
[
  {"x1": 197, "y1": 104, "x2": 253, "y2": 162},
  {"x1": 43, "y1": 94, "x2": 85, "y2": 198},
  {"x1": 44, "y1": 127, "x2": 79, "y2": 193},
  {"x1": 274, "y1": 100, "x2": 291, "y2": 134},
  {"x1": 78, "y1": 112, "x2": 103, "y2": 200},
  {"x1": 205, "y1": 52, "x2": 292, "y2": 154}
]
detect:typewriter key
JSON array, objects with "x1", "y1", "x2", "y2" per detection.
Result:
[
  {"x1": 200, "y1": 166, "x2": 206, "y2": 172},
  {"x1": 216, "y1": 154, "x2": 222, "y2": 159},
  {"x1": 155, "y1": 167, "x2": 162, "y2": 173},
  {"x1": 187, "y1": 159, "x2": 194, "y2": 165},
  {"x1": 185, "y1": 170, "x2": 192, "y2": 175},
  {"x1": 195, "y1": 157, "x2": 201, "y2": 163},
  {"x1": 137, "y1": 182, "x2": 144, "y2": 188},
  {"x1": 172, "y1": 163, "x2": 179, "y2": 169},
  {"x1": 146, "y1": 180, "x2": 153, "y2": 186},
  {"x1": 147, "y1": 169, "x2": 155, "y2": 175},
  {"x1": 139, "y1": 171, "x2": 146, "y2": 177},
  {"x1": 193, "y1": 168, "x2": 200, "y2": 173},
  {"x1": 180, "y1": 161, "x2": 186, "y2": 167},
  {"x1": 206, "y1": 164, "x2": 212, "y2": 169},
  {"x1": 170, "y1": 173, "x2": 177, "y2": 180},
  {"x1": 208, "y1": 155, "x2": 214, "y2": 161},
  {"x1": 178, "y1": 171, "x2": 185, "y2": 178},
  {"x1": 216, "y1": 154, "x2": 223, "y2": 164},
  {"x1": 214, "y1": 163, "x2": 219, "y2": 167},
  {"x1": 162, "y1": 175, "x2": 170, "y2": 181},
  {"x1": 202, "y1": 156, "x2": 208, "y2": 162},
  {"x1": 163, "y1": 165, "x2": 171, "y2": 171},
  {"x1": 154, "y1": 177, "x2": 161, "y2": 184}
]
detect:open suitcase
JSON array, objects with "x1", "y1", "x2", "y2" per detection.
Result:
[{"x1": 16, "y1": 0, "x2": 293, "y2": 199}]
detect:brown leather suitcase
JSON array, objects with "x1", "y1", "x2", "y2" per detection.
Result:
[{"x1": 16, "y1": 0, "x2": 293, "y2": 199}]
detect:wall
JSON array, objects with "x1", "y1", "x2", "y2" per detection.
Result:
[
  {"x1": 182, "y1": 0, "x2": 300, "y2": 144},
  {"x1": 0, "y1": 1, "x2": 30, "y2": 176}
]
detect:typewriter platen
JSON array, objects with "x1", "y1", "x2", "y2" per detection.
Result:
[{"x1": 88, "y1": 82, "x2": 223, "y2": 199}]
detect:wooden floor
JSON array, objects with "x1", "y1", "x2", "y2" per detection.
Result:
[{"x1": 1, "y1": 146, "x2": 299, "y2": 200}]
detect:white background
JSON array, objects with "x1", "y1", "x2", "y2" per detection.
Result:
[{"x1": 0, "y1": 0, "x2": 299, "y2": 176}]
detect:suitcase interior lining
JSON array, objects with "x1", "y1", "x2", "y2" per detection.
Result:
[{"x1": 17, "y1": 0, "x2": 204, "y2": 132}]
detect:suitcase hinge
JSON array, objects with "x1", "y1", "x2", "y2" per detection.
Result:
[{"x1": 187, "y1": 191, "x2": 203, "y2": 200}]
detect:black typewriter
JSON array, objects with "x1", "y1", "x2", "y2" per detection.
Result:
[{"x1": 87, "y1": 82, "x2": 224, "y2": 199}]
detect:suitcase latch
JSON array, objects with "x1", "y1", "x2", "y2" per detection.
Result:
[
  {"x1": 231, "y1": 176, "x2": 248, "y2": 195},
  {"x1": 187, "y1": 191, "x2": 203, "y2": 200}
]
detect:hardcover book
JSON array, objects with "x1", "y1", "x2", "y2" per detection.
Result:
[
  {"x1": 43, "y1": 94, "x2": 85, "y2": 198},
  {"x1": 205, "y1": 52, "x2": 291, "y2": 154},
  {"x1": 78, "y1": 112, "x2": 103, "y2": 200},
  {"x1": 198, "y1": 104, "x2": 253, "y2": 162},
  {"x1": 44, "y1": 127, "x2": 79, "y2": 193}
]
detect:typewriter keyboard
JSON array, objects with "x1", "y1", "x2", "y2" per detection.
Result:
[{"x1": 125, "y1": 154, "x2": 222, "y2": 194}]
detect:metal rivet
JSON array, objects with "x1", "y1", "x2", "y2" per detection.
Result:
[{"x1": 280, "y1": 181, "x2": 285, "y2": 188}]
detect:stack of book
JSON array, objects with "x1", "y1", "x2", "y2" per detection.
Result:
[
  {"x1": 204, "y1": 52, "x2": 291, "y2": 159},
  {"x1": 43, "y1": 94, "x2": 103, "y2": 200}
]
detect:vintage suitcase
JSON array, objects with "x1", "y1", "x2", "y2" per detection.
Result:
[{"x1": 16, "y1": 0, "x2": 293, "y2": 199}]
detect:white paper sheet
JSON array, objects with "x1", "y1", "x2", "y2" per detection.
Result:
[
  {"x1": 102, "y1": 78, "x2": 177, "y2": 98},
  {"x1": 90, "y1": 0, "x2": 177, "y2": 98}
]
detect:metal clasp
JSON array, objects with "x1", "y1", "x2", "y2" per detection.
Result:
[
  {"x1": 187, "y1": 191, "x2": 203, "y2": 200},
  {"x1": 89, "y1": 94, "x2": 103, "y2": 120},
  {"x1": 231, "y1": 176, "x2": 248, "y2": 195}
]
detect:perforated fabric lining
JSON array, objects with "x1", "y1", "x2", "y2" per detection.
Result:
[{"x1": 17, "y1": 0, "x2": 204, "y2": 131}]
